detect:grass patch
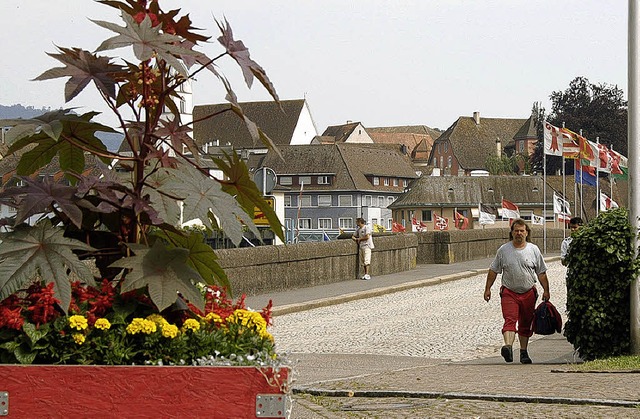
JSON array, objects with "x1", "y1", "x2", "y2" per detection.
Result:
[{"x1": 573, "y1": 355, "x2": 640, "y2": 371}]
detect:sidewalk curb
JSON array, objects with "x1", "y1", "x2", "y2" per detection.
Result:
[
  {"x1": 271, "y1": 270, "x2": 487, "y2": 316},
  {"x1": 292, "y1": 387, "x2": 640, "y2": 409}
]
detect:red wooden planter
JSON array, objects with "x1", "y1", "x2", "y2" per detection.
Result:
[{"x1": 1, "y1": 365, "x2": 290, "y2": 418}]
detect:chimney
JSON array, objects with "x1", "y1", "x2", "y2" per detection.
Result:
[
  {"x1": 496, "y1": 137, "x2": 501, "y2": 157},
  {"x1": 346, "y1": 120, "x2": 353, "y2": 124},
  {"x1": 473, "y1": 111, "x2": 480, "y2": 125}
]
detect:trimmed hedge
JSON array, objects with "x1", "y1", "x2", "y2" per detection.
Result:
[{"x1": 564, "y1": 208, "x2": 640, "y2": 361}]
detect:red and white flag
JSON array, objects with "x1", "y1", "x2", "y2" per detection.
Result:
[
  {"x1": 454, "y1": 211, "x2": 469, "y2": 230},
  {"x1": 434, "y1": 214, "x2": 449, "y2": 231},
  {"x1": 501, "y1": 199, "x2": 520, "y2": 220},
  {"x1": 559, "y1": 127, "x2": 581, "y2": 159},
  {"x1": 543, "y1": 121, "x2": 563, "y2": 156},
  {"x1": 599, "y1": 193, "x2": 619, "y2": 211}
]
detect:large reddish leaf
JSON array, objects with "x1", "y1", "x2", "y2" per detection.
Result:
[
  {"x1": 93, "y1": 13, "x2": 198, "y2": 77},
  {"x1": 0, "y1": 220, "x2": 95, "y2": 312},
  {"x1": 216, "y1": 18, "x2": 279, "y2": 103},
  {"x1": 33, "y1": 47, "x2": 126, "y2": 102},
  {"x1": 109, "y1": 242, "x2": 204, "y2": 312}
]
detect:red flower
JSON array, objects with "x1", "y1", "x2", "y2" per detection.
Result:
[{"x1": 26, "y1": 282, "x2": 61, "y2": 326}]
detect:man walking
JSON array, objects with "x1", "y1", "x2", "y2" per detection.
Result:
[
  {"x1": 352, "y1": 217, "x2": 374, "y2": 280},
  {"x1": 483, "y1": 219, "x2": 550, "y2": 364},
  {"x1": 560, "y1": 217, "x2": 583, "y2": 266}
]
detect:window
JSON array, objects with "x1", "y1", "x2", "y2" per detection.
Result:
[
  {"x1": 433, "y1": 157, "x2": 438, "y2": 167},
  {"x1": 299, "y1": 176, "x2": 311, "y2": 186},
  {"x1": 318, "y1": 175, "x2": 330, "y2": 185},
  {"x1": 318, "y1": 195, "x2": 332, "y2": 207},
  {"x1": 387, "y1": 219, "x2": 392, "y2": 230},
  {"x1": 298, "y1": 218, "x2": 311, "y2": 229},
  {"x1": 403, "y1": 179, "x2": 408, "y2": 187},
  {"x1": 421, "y1": 210, "x2": 433, "y2": 222},
  {"x1": 388, "y1": 196, "x2": 394, "y2": 206},
  {"x1": 383, "y1": 178, "x2": 389, "y2": 186},
  {"x1": 372, "y1": 177, "x2": 379, "y2": 186},
  {"x1": 372, "y1": 218, "x2": 378, "y2": 226},
  {"x1": 519, "y1": 141, "x2": 525, "y2": 153},
  {"x1": 284, "y1": 195, "x2": 291, "y2": 207},
  {"x1": 444, "y1": 142, "x2": 448, "y2": 152},
  {"x1": 339, "y1": 218, "x2": 354, "y2": 229},
  {"x1": 393, "y1": 178, "x2": 399, "y2": 187},
  {"x1": 447, "y1": 156, "x2": 452, "y2": 168},
  {"x1": 378, "y1": 196, "x2": 385, "y2": 207},
  {"x1": 338, "y1": 195, "x2": 353, "y2": 206},
  {"x1": 438, "y1": 143, "x2": 441, "y2": 153},
  {"x1": 440, "y1": 156, "x2": 444, "y2": 168},
  {"x1": 280, "y1": 176, "x2": 292, "y2": 186},
  {"x1": 7, "y1": 205, "x2": 17, "y2": 213},
  {"x1": 364, "y1": 195, "x2": 372, "y2": 206},
  {"x1": 299, "y1": 195, "x2": 311, "y2": 207},
  {"x1": 318, "y1": 218, "x2": 332, "y2": 229}
]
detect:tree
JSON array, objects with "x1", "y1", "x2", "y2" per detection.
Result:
[{"x1": 0, "y1": 0, "x2": 283, "y2": 313}]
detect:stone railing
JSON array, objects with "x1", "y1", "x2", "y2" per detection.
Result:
[{"x1": 217, "y1": 228, "x2": 564, "y2": 296}]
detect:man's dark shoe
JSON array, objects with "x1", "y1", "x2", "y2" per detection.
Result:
[
  {"x1": 520, "y1": 350, "x2": 532, "y2": 364},
  {"x1": 501, "y1": 345, "x2": 513, "y2": 363}
]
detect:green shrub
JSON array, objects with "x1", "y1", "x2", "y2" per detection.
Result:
[{"x1": 564, "y1": 207, "x2": 640, "y2": 360}]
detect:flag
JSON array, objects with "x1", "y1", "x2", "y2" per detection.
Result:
[
  {"x1": 501, "y1": 198, "x2": 520, "y2": 220},
  {"x1": 411, "y1": 217, "x2": 424, "y2": 232},
  {"x1": 434, "y1": 214, "x2": 449, "y2": 231},
  {"x1": 392, "y1": 221, "x2": 406, "y2": 232},
  {"x1": 454, "y1": 211, "x2": 469, "y2": 230},
  {"x1": 599, "y1": 192, "x2": 619, "y2": 211},
  {"x1": 543, "y1": 121, "x2": 563, "y2": 156},
  {"x1": 596, "y1": 143, "x2": 611, "y2": 173},
  {"x1": 558, "y1": 213, "x2": 571, "y2": 223},
  {"x1": 479, "y1": 204, "x2": 497, "y2": 225},
  {"x1": 531, "y1": 214, "x2": 544, "y2": 226},
  {"x1": 559, "y1": 127, "x2": 580, "y2": 159},
  {"x1": 610, "y1": 149, "x2": 628, "y2": 180},
  {"x1": 322, "y1": 230, "x2": 330, "y2": 241},
  {"x1": 553, "y1": 193, "x2": 571, "y2": 217},
  {"x1": 580, "y1": 138, "x2": 598, "y2": 168},
  {"x1": 574, "y1": 160, "x2": 597, "y2": 186}
]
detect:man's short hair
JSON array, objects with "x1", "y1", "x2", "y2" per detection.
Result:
[
  {"x1": 356, "y1": 217, "x2": 365, "y2": 224},
  {"x1": 569, "y1": 217, "x2": 583, "y2": 226}
]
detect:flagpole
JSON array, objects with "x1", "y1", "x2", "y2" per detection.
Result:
[
  {"x1": 295, "y1": 181, "x2": 304, "y2": 243},
  {"x1": 543, "y1": 147, "x2": 547, "y2": 253}
]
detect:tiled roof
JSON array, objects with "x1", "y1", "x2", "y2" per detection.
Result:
[
  {"x1": 389, "y1": 175, "x2": 552, "y2": 209},
  {"x1": 259, "y1": 143, "x2": 418, "y2": 192},
  {"x1": 193, "y1": 99, "x2": 306, "y2": 148},
  {"x1": 367, "y1": 125, "x2": 442, "y2": 140},
  {"x1": 321, "y1": 122, "x2": 360, "y2": 143},
  {"x1": 435, "y1": 116, "x2": 528, "y2": 171}
]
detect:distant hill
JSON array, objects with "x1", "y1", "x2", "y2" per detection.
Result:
[{"x1": 0, "y1": 104, "x2": 123, "y2": 152}]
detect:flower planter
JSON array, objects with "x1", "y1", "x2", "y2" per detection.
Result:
[{"x1": 0, "y1": 365, "x2": 290, "y2": 418}]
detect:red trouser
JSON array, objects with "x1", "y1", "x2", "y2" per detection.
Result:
[{"x1": 500, "y1": 286, "x2": 537, "y2": 337}]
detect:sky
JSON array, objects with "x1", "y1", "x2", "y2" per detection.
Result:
[{"x1": 0, "y1": 1, "x2": 628, "y2": 133}]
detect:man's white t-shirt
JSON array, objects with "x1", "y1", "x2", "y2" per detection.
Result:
[{"x1": 490, "y1": 242, "x2": 547, "y2": 294}]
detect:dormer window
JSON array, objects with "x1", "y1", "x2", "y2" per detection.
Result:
[
  {"x1": 373, "y1": 176, "x2": 380, "y2": 186},
  {"x1": 318, "y1": 175, "x2": 330, "y2": 185}
]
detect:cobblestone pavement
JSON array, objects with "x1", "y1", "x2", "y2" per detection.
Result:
[
  {"x1": 272, "y1": 261, "x2": 568, "y2": 360},
  {"x1": 268, "y1": 260, "x2": 640, "y2": 418}
]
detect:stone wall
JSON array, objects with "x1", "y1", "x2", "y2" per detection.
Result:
[{"x1": 217, "y1": 228, "x2": 564, "y2": 296}]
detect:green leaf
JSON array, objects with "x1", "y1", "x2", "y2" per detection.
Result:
[
  {"x1": 23, "y1": 322, "x2": 50, "y2": 345},
  {"x1": 157, "y1": 165, "x2": 260, "y2": 246},
  {"x1": 109, "y1": 241, "x2": 205, "y2": 312},
  {"x1": 213, "y1": 152, "x2": 284, "y2": 242},
  {"x1": 155, "y1": 230, "x2": 230, "y2": 292},
  {"x1": 14, "y1": 345, "x2": 37, "y2": 365},
  {"x1": 0, "y1": 220, "x2": 96, "y2": 311}
]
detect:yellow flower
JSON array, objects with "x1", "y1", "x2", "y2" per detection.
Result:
[
  {"x1": 69, "y1": 315, "x2": 88, "y2": 331},
  {"x1": 94, "y1": 318, "x2": 111, "y2": 330},
  {"x1": 161, "y1": 324, "x2": 179, "y2": 339},
  {"x1": 182, "y1": 318, "x2": 201, "y2": 332},
  {"x1": 146, "y1": 314, "x2": 169, "y2": 327},
  {"x1": 205, "y1": 312, "x2": 224, "y2": 325},
  {"x1": 126, "y1": 318, "x2": 157, "y2": 335},
  {"x1": 226, "y1": 309, "x2": 271, "y2": 339},
  {"x1": 72, "y1": 333, "x2": 85, "y2": 345}
]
